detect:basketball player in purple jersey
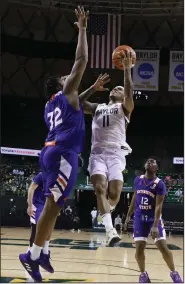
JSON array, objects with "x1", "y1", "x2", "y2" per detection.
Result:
[
  {"x1": 124, "y1": 158, "x2": 182, "y2": 283},
  {"x1": 27, "y1": 173, "x2": 53, "y2": 266},
  {"x1": 19, "y1": 6, "x2": 88, "y2": 282},
  {"x1": 26, "y1": 172, "x2": 53, "y2": 282}
]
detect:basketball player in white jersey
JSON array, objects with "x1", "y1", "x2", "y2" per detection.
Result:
[{"x1": 79, "y1": 52, "x2": 134, "y2": 245}]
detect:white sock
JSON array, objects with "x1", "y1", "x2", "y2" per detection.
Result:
[
  {"x1": 43, "y1": 241, "x2": 50, "y2": 255},
  {"x1": 102, "y1": 213, "x2": 114, "y2": 232},
  {"x1": 30, "y1": 243, "x2": 42, "y2": 260}
]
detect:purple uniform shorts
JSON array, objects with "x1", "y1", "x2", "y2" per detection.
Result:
[
  {"x1": 40, "y1": 145, "x2": 78, "y2": 207},
  {"x1": 133, "y1": 215, "x2": 166, "y2": 243}
]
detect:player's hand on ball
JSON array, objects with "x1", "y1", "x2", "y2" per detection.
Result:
[
  {"x1": 151, "y1": 226, "x2": 159, "y2": 240},
  {"x1": 27, "y1": 205, "x2": 34, "y2": 217},
  {"x1": 75, "y1": 6, "x2": 89, "y2": 29},
  {"x1": 120, "y1": 51, "x2": 133, "y2": 69},
  {"x1": 93, "y1": 73, "x2": 110, "y2": 91}
]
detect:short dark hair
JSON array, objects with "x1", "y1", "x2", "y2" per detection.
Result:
[
  {"x1": 44, "y1": 75, "x2": 61, "y2": 99},
  {"x1": 147, "y1": 156, "x2": 160, "y2": 168}
]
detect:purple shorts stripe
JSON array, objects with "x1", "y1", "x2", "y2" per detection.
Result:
[
  {"x1": 56, "y1": 181, "x2": 63, "y2": 191},
  {"x1": 59, "y1": 170, "x2": 68, "y2": 182}
]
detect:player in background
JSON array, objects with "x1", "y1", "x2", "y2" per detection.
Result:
[
  {"x1": 124, "y1": 158, "x2": 182, "y2": 283},
  {"x1": 19, "y1": 6, "x2": 88, "y2": 282},
  {"x1": 26, "y1": 172, "x2": 53, "y2": 282},
  {"x1": 79, "y1": 52, "x2": 134, "y2": 245}
]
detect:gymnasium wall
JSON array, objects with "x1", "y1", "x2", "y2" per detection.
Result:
[{"x1": 0, "y1": 194, "x2": 183, "y2": 229}]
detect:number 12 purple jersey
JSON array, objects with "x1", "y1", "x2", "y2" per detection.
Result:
[
  {"x1": 134, "y1": 175, "x2": 167, "y2": 221},
  {"x1": 44, "y1": 91, "x2": 85, "y2": 154}
]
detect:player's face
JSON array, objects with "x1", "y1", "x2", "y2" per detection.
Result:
[
  {"x1": 109, "y1": 86, "x2": 124, "y2": 102},
  {"x1": 144, "y1": 158, "x2": 158, "y2": 173}
]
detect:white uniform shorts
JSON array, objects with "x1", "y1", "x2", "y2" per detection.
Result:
[{"x1": 88, "y1": 147, "x2": 126, "y2": 182}]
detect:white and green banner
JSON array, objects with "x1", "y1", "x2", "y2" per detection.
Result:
[{"x1": 133, "y1": 50, "x2": 160, "y2": 91}]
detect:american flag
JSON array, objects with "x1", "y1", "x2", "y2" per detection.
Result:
[{"x1": 89, "y1": 14, "x2": 122, "y2": 69}]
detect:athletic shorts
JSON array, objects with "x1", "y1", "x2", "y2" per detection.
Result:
[
  {"x1": 40, "y1": 145, "x2": 78, "y2": 207},
  {"x1": 133, "y1": 215, "x2": 166, "y2": 243},
  {"x1": 88, "y1": 147, "x2": 126, "y2": 182},
  {"x1": 30, "y1": 204, "x2": 44, "y2": 224}
]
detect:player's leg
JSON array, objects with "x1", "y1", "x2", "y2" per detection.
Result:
[
  {"x1": 30, "y1": 223, "x2": 36, "y2": 248},
  {"x1": 89, "y1": 154, "x2": 110, "y2": 217},
  {"x1": 107, "y1": 149, "x2": 126, "y2": 212},
  {"x1": 155, "y1": 220, "x2": 182, "y2": 283},
  {"x1": 91, "y1": 174, "x2": 113, "y2": 232},
  {"x1": 91, "y1": 174, "x2": 109, "y2": 214},
  {"x1": 25, "y1": 223, "x2": 36, "y2": 283},
  {"x1": 89, "y1": 154, "x2": 120, "y2": 246},
  {"x1": 91, "y1": 174, "x2": 120, "y2": 246},
  {"x1": 29, "y1": 206, "x2": 37, "y2": 249},
  {"x1": 108, "y1": 180, "x2": 123, "y2": 211},
  {"x1": 32, "y1": 202, "x2": 55, "y2": 274},
  {"x1": 135, "y1": 241, "x2": 147, "y2": 273},
  {"x1": 19, "y1": 201, "x2": 57, "y2": 281},
  {"x1": 19, "y1": 147, "x2": 78, "y2": 281},
  {"x1": 134, "y1": 218, "x2": 151, "y2": 283}
]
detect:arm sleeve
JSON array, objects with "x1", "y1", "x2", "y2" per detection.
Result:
[{"x1": 156, "y1": 180, "x2": 167, "y2": 196}]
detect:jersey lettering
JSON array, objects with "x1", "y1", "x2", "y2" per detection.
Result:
[
  {"x1": 103, "y1": 115, "x2": 109, "y2": 127},
  {"x1": 96, "y1": 108, "x2": 118, "y2": 116},
  {"x1": 47, "y1": 107, "x2": 63, "y2": 131},
  {"x1": 91, "y1": 102, "x2": 131, "y2": 151}
]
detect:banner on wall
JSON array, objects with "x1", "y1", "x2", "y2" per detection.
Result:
[
  {"x1": 173, "y1": 157, "x2": 184, "y2": 164},
  {"x1": 133, "y1": 50, "x2": 160, "y2": 91},
  {"x1": 1, "y1": 147, "x2": 40, "y2": 157},
  {"x1": 168, "y1": 51, "x2": 184, "y2": 92},
  {"x1": 92, "y1": 212, "x2": 105, "y2": 232}
]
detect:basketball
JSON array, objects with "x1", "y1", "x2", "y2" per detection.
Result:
[{"x1": 112, "y1": 45, "x2": 136, "y2": 70}]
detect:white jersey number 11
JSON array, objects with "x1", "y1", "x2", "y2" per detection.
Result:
[{"x1": 103, "y1": 115, "x2": 109, "y2": 127}]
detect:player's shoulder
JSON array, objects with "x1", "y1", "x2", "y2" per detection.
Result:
[
  {"x1": 97, "y1": 103, "x2": 107, "y2": 108},
  {"x1": 33, "y1": 172, "x2": 43, "y2": 183},
  {"x1": 134, "y1": 175, "x2": 141, "y2": 184},
  {"x1": 157, "y1": 178, "x2": 165, "y2": 187},
  {"x1": 45, "y1": 91, "x2": 64, "y2": 108}
]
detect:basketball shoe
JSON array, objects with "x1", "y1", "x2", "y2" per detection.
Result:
[
  {"x1": 106, "y1": 228, "x2": 121, "y2": 247},
  {"x1": 19, "y1": 251, "x2": 42, "y2": 282},
  {"x1": 139, "y1": 272, "x2": 151, "y2": 283},
  {"x1": 170, "y1": 271, "x2": 183, "y2": 283},
  {"x1": 39, "y1": 250, "x2": 54, "y2": 273}
]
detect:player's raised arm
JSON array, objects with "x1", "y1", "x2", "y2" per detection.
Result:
[
  {"x1": 79, "y1": 73, "x2": 110, "y2": 114},
  {"x1": 64, "y1": 6, "x2": 88, "y2": 97},
  {"x1": 122, "y1": 52, "x2": 134, "y2": 115}
]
